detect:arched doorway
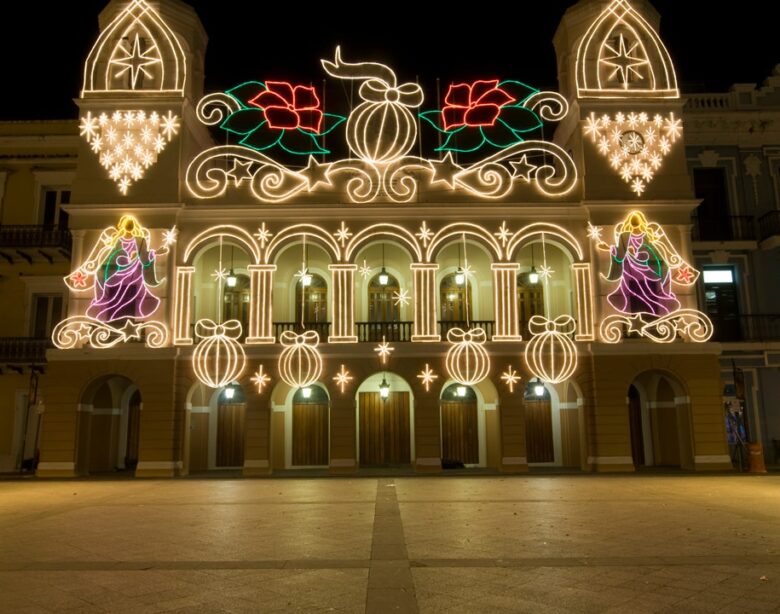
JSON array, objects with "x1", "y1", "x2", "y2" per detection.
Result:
[
  {"x1": 291, "y1": 385, "x2": 329, "y2": 467},
  {"x1": 76, "y1": 375, "x2": 141, "y2": 475},
  {"x1": 356, "y1": 373, "x2": 413, "y2": 467},
  {"x1": 440, "y1": 383, "x2": 479, "y2": 467},
  {"x1": 628, "y1": 372, "x2": 693, "y2": 469},
  {"x1": 524, "y1": 380, "x2": 554, "y2": 464},
  {"x1": 187, "y1": 383, "x2": 247, "y2": 472}
]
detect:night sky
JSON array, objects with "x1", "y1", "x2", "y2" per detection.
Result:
[{"x1": 1, "y1": 1, "x2": 776, "y2": 120}]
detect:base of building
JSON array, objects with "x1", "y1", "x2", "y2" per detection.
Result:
[
  {"x1": 36, "y1": 462, "x2": 76, "y2": 478},
  {"x1": 415, "y1": 458, "x2": 442, "y2": 473},
  {"x1": 501, "y1": 457, "x2": 529, "y2": 473},
  {"x1": 329, "y1": 459, "x2": 357, "y2": 474},
  {"x1": 135, "y1": 461, "x2": 180, "y2": 478},
  {"x1": 243, "y1": 460, "x2": 272, "y2": 476}
]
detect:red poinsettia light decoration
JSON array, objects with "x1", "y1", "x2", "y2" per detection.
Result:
[
  {"x1": 249, "y1": 81, "x2": 324, "y2": 133},
  {"x1": 442, "y1": 80, "x2": 515, "y2": 130}
]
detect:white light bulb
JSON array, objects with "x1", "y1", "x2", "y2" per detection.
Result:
[
  {"x1": 455, "y1": 269, "x2": 466, "y2": 286},
  {"x1": 456, "y1": 386, "x2": 467, "y2": 398},
  {"x1": 301, "y1": 273, "x2": 312, "y2": 287},
  {"x1": 224, "y1": 387, "x2": 235, "y2": 400},
  {"x1": 302, "y1": 387, "x2": 312, "y2": 399},
  {"x1": 534, "y1": 383, "x2": 545, "y2": 398}
]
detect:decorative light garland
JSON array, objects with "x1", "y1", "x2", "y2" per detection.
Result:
[
  {"x1": 500, "y1": 366, "x2": 521, "y2": 393},
  {"x1": 417, "y1": 364, "x2": 438, "y2": 392},
  {"x1": 523, "y1": 316, "x2": 578, "y2": 384},
  {"x1": 251, "y1": 365, "x2": 271, "y2": 393},
  {"x1": 192, "y1": 319, "x2": 246, "y2": 388},
  {"x1": 583, "y1": 111, "x2": 682, "y2": 196},
  {"x1": 80, "y1": 110, "x2": 180, "y2": 194},
  {"x1": 278, "y1": 330, "x2": 324, "y2": 389},
  {"x1": 333, "y1": 364, "x2": 354, "y2": 393},
  {"x1": 374, "y1": 336, "x2": 395, "y2": 364}
]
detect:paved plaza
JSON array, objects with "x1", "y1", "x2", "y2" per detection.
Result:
[{"x1": 0, "y1": 475, "x2": 779, "y2": 613}]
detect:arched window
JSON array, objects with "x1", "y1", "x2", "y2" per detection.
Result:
[
  {"x1": 223, "y1": 274, "x2": 250, "y2": 336},
  {"x1": 517, "y1": 274, "x2": 544, "y2": 335},
  {"x1": 368, "y1": 272, "x2": 400, "y2": 322},
  {"x1": 295, "y1": 273, "x2": 328, "y2": 324},
  {"x1": 440, "y1": 273, "x2": 472, "y2": 322}
]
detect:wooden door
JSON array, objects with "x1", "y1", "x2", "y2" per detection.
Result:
[
  {"x1": 189, "y1": 413, "x2": 209, "y2": 472},
  {"x1": 359, "y1": 391, "x2": 410, "y2": 466},
  {"x1": 292, "y1": 403, "x2": 329, "y2": 466},
  {"x1": 441, "y1": 401, "x2": 479, "y2": 464},
  {"x1": 217, "y1": 403, "x2": 245, "y2": 467},
  {"x1": 653, "y1": 406, "x2": 681, "y2": 466},
  {"x1": 525, "y1": 399, "x2": 554, "y2": 463},
  {"x1": 125, "y1": 391, "x2": 141, "y2": 470},
  {"x1": 560, "y1": 408, "x2": 581, "y2": 468},
  {"x1": 628, "y1": 386, "x2": 645, "y2": 468}
]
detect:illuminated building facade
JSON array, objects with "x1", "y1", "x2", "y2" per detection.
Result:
[{"x1": 6, "y1": 0, "x2": 776, "y2": 477}]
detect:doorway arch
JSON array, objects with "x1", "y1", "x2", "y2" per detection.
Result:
[
  {"x1": 186, "y1": 382, "x2": 247, "y2": 472},
  {"x1": 356, "y1": 373, "x2": 414, "y2": 467},
  {"x1": 628, "y1": 371, "x2": 694, "y2": 469},
  {"x1": 76, "y1": 374, "x2": 141, "y2": 475}
]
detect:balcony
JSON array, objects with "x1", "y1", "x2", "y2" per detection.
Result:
[
  {"x1": 356, "y1": 321, "x2": 413, "y2": 342},
  {"x1": 0, "y1": 338, "x2": 49, "y2": 365},
  {"x1": 0, "y1": 225, "x2": 72, "y2": 264},
  {"x1": 758, "y1": 211, "x2": 780, "y2": 243},
  {"x1": 711, "y1": 315, "x2": 780, "y2": 343},
  {"x1": 273, "y1": 322, "x2": 331, "y2": 340},
  {"x1": 691, "y1": 216, "x2": 756, "y2": 242}
]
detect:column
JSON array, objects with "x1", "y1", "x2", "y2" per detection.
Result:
[
  {"x1": 246, "y1": 264, "x2": 276, "y2": 344},
  {"x1": 573, "y1": 263, "x2": 595, "y2": 342},
  {"x1": 499, "y1": 391, "x2": 529, "y2": 473},
  {"x1": 173, "y1": 266, "x2": 194, "y2": 346},
  {"x1": 411, "y1": 263, "x2": 440, "y2": 342},
  {"x1": 491, "y1": 263, "x2": 522, "y2": 342},
  {"x1": 328, "y1": 264, "x2": 358, "y2": 343}
]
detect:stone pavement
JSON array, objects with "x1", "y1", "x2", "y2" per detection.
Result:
[{"x1": 0, "y1": 475, "x2": 779, "y2": 613}]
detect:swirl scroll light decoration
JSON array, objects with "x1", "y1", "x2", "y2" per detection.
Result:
[
  {"x1": 523, "y1": 316, "x2": 578, "y2": 385},
  {"x1": 192, "y1": 320, "x2": 247, "y2": 389},
  {"x1": 589, "y1": 212, "x2": 713, "y2": 344},
  {"x1": 185, "y1": 49, "x2": 578, "y2": 204}
]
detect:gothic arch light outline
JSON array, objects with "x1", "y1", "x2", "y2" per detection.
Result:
[
  {"x1": 265, "y1": 224, "x2": 342, "y2": 264},
  {"x1": 82, "y1": 0, "x2": 187, "y2": 96},
  {"x1": 506, "y1": 223, "x2": 584, "y2": 262},
  {"x1": 575, "y1": 0, "x2": 679, "y2": 99},
  {"x1": 426, "y1": 223, "x2": 503, "y2": 263},
  {"x1": 345, "y1": 224, "x2": 423, "y2": 262},
  {"x1": 183, "y1": 225, "x2": 261, "y2": 265}
]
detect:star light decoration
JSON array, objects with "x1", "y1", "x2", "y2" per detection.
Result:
[
  {"x1": 80, "y1": 109, "x2": 180, "y2": 194},
  {"x1": 583, "y1": 111, "x2": 682, "y2": 196},
  {"x1": 417, "y1": 364, "x2": 438, "y2": 392},
  {"x1": 162, "y1": 226, "x2": 179, "y2": 247},
  {"x1": 211, "y1": 267, "x2": 228, "y2": 282},
  {"x1": 334, "y1": 222, "x2": 352, "y2": 246},
  {"x1": 601, "y1": 34, "x2": 649, "y2": 88},
  {"x1": 587, "y1": 222, "x2": 603, "y2": 242},
  {"x1": 500, "y1": 366, "x2": 521, "y2": 393},
  {"x1": 110, "y1": 33, "x2": 162, "y2": 90},
  {"x1": 254, "y1": 222, "x2": 273, "y2": 248},
  {"x1": 416, "y1": 222, "x2": 433, "y2": 247},
  {"x1": 495, "y1": 221, "x2": 511, "y2": 246},
  {"x1": 333, "y1": 364, "x2": 353, "y2": 393},
  {"x1": 251, "y1": 365, "x2": 271, "y2": 393},
  {"x1": 393, "y1": 289, "x2": 411, "y2": 307},
  {"x1": 374, "y1": 336, "x2": 395, "y2": 364},
  {"x1": 359, "y1": 260, "x2": 373, "y2": 280},
  {"x1": 538, "y1": 264, "x2": 555, "y2": 282}
]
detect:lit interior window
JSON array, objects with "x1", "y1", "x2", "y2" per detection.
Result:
[{"x1": 703, "y1": 269, "x2": 734, "y2": 284}]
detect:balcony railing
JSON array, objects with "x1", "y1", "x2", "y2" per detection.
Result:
[
  {"x1": 758, "y1": 211, "x2": 780, "y2": 242},
  {"x1": 356, "y1": 321, "x2": 413, "y2": 342},
  {"x1": 0, "y1": 338, "x2": 49, "y2": 364},
  {"x1": 711, "y1": 315, "x2": 780, "y2": 343},
  {"x1": 273, "y1": 322, "x2": 331, "y2": 340},
  {"x1": 439, "y1": 320, "x2": 495, "y2": 339},
  {"x1": 691, "y1": 215, "x2": 756, "y2": 242},
  {"x1": 0, "y1": 225, "x2": 72, "y2": 251}
]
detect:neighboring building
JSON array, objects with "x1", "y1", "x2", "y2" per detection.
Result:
[
  {"x1": 684, "y1": 72, "x2": 780, "y2": 467},
  {"x1": 6, "y1": 0, "x2": 772, "y2": 478},
  {"x1": 0, "y1": 121, "x2": 76, "y2": 472}
]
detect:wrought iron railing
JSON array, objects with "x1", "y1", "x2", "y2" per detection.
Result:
[
  {"x1": 0, "y1": 225, "x2": 72, "y2": 251},
  {"x1": 712, "y1": 315, "x2": 780, "y2": 343},
  {"x1": 0, "y1": 338, "x2": 49, "y2": 363},
  {"x1": 758, "y1": 211, "x2": 780, "y2": 242},
  {"x1": 273, "y1": 322, "x2": 331, "y2": 340},
  {"x1": 438, "y1": 320, "x2": 495, "y2": 339},
  {"x1": 356, "y1": 321, "x2": 413, "y2": 342},
  {"x1": 691, "y1": 215, "x2": 756, "y2": 242}
]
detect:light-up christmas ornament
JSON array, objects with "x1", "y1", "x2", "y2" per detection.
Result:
[
  {"x1": 53, "y1": 215, "x2": 172, "y2": 349},
  {"x1": 500, "y1": 366, "x2": 521, "y2": 393},
  {"x1": 417, "y1": 364, "x2": 438, "y2": 392},
  {"x1": 591, "y1": 212, "x2": 713, "y2": 344},
  {"x1": 80, "y1": 110, "x2": 179, "y2": 194},
  {"x1": 192, "y1": 320, "x2": 246, "y2": 389},
  {"x1": 322, "y1": 46, "x2": 423, "y2": 163},
  {"x1": 333, "y1": 364, "x2": 354, "y2": 393},
  {"x1": 523, "y1": 316, "x2": 578, "y2": 385},
  {"x1": 251, "y1": 365, "x2": 271, "y2": 394},
  {"x1": 278, "y1": 330, "x2": 323, "y2": 389},
  {"x1": 445, "y1": 328, "x2": 490, "y2": 386}
]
